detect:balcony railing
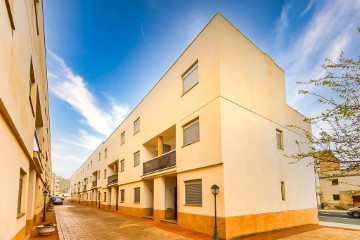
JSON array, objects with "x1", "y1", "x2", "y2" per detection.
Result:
[
  {"x1": 92, "y1": 180, "x2": 97, "y2": 188},
  {"x1": 107, "y1": 173, "x2": 118, "y2": 185},
  {"x1": 143, "y1": 150, "x2": 176, "y2": 175}
]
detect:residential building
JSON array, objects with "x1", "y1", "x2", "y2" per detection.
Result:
[
  {"x1": 0, "y1": 0, "x2": 52, "y2": 239},
  {"x1": 70, "y1": 13, "x2": 317, "y2": 239},
  {"x1": 51, "y1": 174, "x2": 71, "y2": 198},
  {"x1": 319, "y1": 157, "x2": 360, "y2": 209}
]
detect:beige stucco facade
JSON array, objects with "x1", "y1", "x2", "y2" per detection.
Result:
[
  {"x1": 319, "y1": 162, "x2": 360, "y2": 210},
  {"x1": 70, "y1": 13, "x2": 317, "y2": 239},
  {"x1": 0, "y1": 0, "x2": 52, "y2": 239}
]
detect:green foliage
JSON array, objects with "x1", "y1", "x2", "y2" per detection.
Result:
[{"x1": 288, "y1": 51, "x2": 360, "y2": 170}]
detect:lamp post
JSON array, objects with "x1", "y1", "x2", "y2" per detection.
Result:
[
  {"x1": 42, "y1": 189, "x2": 48, "y2": 222},
  {"x1": 211, "y1": 184, "x2": 219, "y2": 240}
]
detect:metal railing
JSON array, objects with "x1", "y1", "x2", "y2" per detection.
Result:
[
  {"x1": 143, "y1": 150, "x2": 176, "y2": 175},
  {"x1": 92, "y1": 180, "x2": 97, "y2": 188},
  {"x1": 107, "y1": 173, "x2": 118, "y2": 185}
]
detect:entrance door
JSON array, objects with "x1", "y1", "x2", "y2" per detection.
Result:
[
  {"x1": 353, "y1": 196, "x2": 360, "y2": 207},
  {"x1": 174, "y1": 186, "x2": 177, "y2": 220},
  {"x1": 115, "y1": 187, "x2": 119, "y2": 211}
]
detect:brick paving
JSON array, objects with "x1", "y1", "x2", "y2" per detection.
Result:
[{"x1": 29, "y1": 202, "x2": 360, "y2": 240}]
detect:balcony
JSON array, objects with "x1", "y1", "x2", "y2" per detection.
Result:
[
  {"x1": 143, "y1": 150, "x2": 176, "y2": 175},
  {"x1": 92, "y1": 180, "x2": 97, "y2": 188},
  {"x1": 107, "y1": 173, "x2": 118, "y2": 185}
]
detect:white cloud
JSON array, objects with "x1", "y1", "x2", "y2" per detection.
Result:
[
  {"x1": 276, "y1": 0, "x2": 360, "y2": 109},
  {"x1": 61, "y1": 129, "x2": 103, "y2": 150},
  {"x1": 47, "y1": 52, "x2": 130, "y2": 136},
  {"x1": 275, "y1": 2, "x2": 291, "y2": 41},
  {"x1": 300, "y1": 0, "x2": 315, "y2": 17}
]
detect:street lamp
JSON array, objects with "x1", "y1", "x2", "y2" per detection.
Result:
[
  {"x1": 42, "y1": 189, "x2": 48, "y2": 222},
  {"x1": 211, "y1": 184, "x2": 219, "y2": 240}
]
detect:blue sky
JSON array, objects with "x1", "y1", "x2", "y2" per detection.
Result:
[{"x1": 44, "y1": 0, "x2": 360, "y2": 178}]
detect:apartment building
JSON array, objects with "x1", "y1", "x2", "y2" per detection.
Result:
[
  {"x1": 70, "y1": 13, "x2": 317, "y2": 239},
  {"x1": 0, "y1": 0, "x2": 52, "y2": 239},
  {"x1": 51, "y1": 174, "x2": 70, "y2": 197},
  {"x1": 319, "y1": 159, "x2": 360, "y2": 210}
]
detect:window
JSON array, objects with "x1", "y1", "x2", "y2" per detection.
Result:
[
  {"x1": 281, "y1": 181, "x2": 286, "y2": 201},
  {"x1": 99, "y1": 152, "x2": 101, "y2": 161},
  {"x1": 104, "y1": 169, "x2": 107, "y2": 179},
  {"x1": 29, "y1": 61, "x2": 36, "y2": 116},
  {"x1": 333, "y1": 194, "x2": 340, "y2": 201},
  {"x1": 185, "y1": 179, "x2": 202, "y2": 206},
  {"x1": 276, "y1": 129, "x2": 284, "y2": 150},
  {"x1": 121, "y1": 131, "x2": 125, "y2": 145},
  {"x1": 105, "y1": 148, "x2": 107, "y2": 158},
  {"x1": 17, "y1": 170, "x2": 26, "y2": 216},
  {"x1": 182, "y1": 62, "x2": 198, "y2": 94},
  {"x1": 97, "y1": 171, "x2": 100, "y2": 179},
  {"x1": 183, "y1": 118, "x2": 200, "y2": 146},
  {"x1": 120, "y1": 160, "x2": 125, "y2": 172},
  {"x1": 120, "y1": 189, "x2": 125, "y2": 203},
  {"x1": 90, "y1": 161, "x2": 92, "y2": 168},
  {"x1": 134, "y1": 151, "x2": 140, "y2": 167},
  {"x1": 104, "y1": 192, "x2": 107, "y2": 202},
  {"x1": 134, "y1": 187, "x2": 140, "y2": 203},
  {"x1": 134, "y1": 118, "x2": 140, "y2": 134},
  {"x1": 4, "y1": 0, "x2": 15, "y2": 30},
  {"x1": 33, "y1": 0, "x2": 39, "y2": 35},
  {"x1": 331, "y1": 179, "x2": 339, "y2": 185}
]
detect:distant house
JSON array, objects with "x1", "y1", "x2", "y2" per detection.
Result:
[{"x1": 318, "y1": 152, "x2": 360, "y2": 209}]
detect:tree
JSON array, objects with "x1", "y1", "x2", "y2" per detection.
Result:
[{"x1": 287, "y1": 51, "x2": 359, "y2": 171}]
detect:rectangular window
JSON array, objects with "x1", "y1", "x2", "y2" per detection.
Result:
[
  {"x1": 105, "y1": 148, "x2": 107, "y2": 158},
  {"x1": 17, "y1": 170, "x2": 26, "y2": 215},
  {"x1": 134, "y1": 187, "x2": 140, "y2": 203},
  {"x1": 333, "y1": 194, "x2": 340, "y2": 201},
  {"x1": 29, "y1": 61, "x2": 36, "y2": 116},
  {"x1": 281, "y1": 181, "x2": 286, "y2": 201},
  {"x1": 99, "y1": 152, "x2": 101, "y2": 161},
  {"x1": 182, "y1": 62, "x2": 198, "y2": 94},
  {"x1": 33, "y1": 0, "x2": 39, "y2": 35},
  {"x1": 134, "y1": 151, "x2": 140, "y2": 167},
  {"x1": 90, "y1": 161, "x2": 92, "y2": 168},
  {"x1": 104, "y1": 169, "x2": 107, "y2": 179},
  {"x1": 134, "y1": 118, "x2": 140, "y2": 134},
  {"x1": 120, "y1": 160, "x2": 125, "y2": 172},
  {"x1": 121, "y1": 131, "x2": 125, "y2": 145},
  {"x1": 120, "y1": 189, "x2": 125, "y2": 203},
  {"x1": 104, "y1": 192, "x2": 107, "y2": 202},
  {"x1": 276, "y1": 129, "x2": 284, "y2": 150},
  {"x1": 185, "y1": 179, "x2": 202, "y2": 206},
  {"x1": 183, "y1": 118, "x2": 200, "y2": 146},
  {"x1": 331, "y1": 179, "x2": 339, "y2": 185}
]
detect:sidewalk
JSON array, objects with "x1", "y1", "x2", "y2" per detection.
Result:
[{"x1": 27, "y1": 202, "x2": 360, "y2": 240}]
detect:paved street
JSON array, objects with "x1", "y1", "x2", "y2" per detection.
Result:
[
  {"x1": 55, "y1": 204, "x2": 191, "y2": 240},
  {"x1": 52, "y1": 203, "x2": 360, "y2": 240},
  {"x1": 318, "y1": 210, "x2": 360, "y2": 229}
]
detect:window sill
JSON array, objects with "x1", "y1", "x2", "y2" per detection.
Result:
[
  {"x1": 133, "y1": 131, "x2": 140, "y2": 136},
  {"x1": 134, "y1": 202, "x2": 140, "y2": 204},
  {"x1": 184, "y1": 204, "x2": 202, "y2": 207},
  {"x1": 17, "y1": 213, "x2": 26, "y2": 218},
  {"x1": 182, "y1": 139, "x2": 200, "y2": 148}
]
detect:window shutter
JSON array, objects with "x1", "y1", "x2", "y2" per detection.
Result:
[
  {"x1": 121, "y1": 132, "x2": 125, "y2": 144},
  {"x1": 183, "y1": 64, "x2": 198, "y2": 93},
  {"x1": 185, "y1": 179, "x2": 202, "y2": 206},
  {"x1": 134, "y1": 118, "x2": 140, "y2": 134},
  {"x1": 134, "y1": 152, "x2": 140, "y2": 166},
  {"x1": 183, "y1": 119, "x2": 199, "y2": 146},
  {"x1": 134, "y1": 187, "x2": 140, "y2": 203},
  {"x1": 120, "y1": 189, "x2": 125, "y2": 202}
]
